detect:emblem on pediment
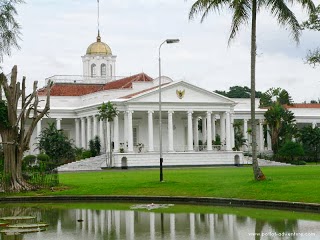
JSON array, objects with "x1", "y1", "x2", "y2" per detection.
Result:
[{"x1": 176, "y1": 89, "x2": 185, "y2": 99}]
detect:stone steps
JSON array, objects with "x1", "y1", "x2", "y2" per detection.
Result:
[
  {"x1": 244, "y1": 157, "x2": 291, "y2": 166},
  {"x1": 57, "y1": 154, "x2": 107, "y2": 172}
]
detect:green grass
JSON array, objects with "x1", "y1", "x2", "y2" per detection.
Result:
[{"x1": 8, "y1": 165, "x2": 320, "y2": 204}]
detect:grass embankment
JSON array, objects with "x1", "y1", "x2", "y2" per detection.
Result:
[{"x1": 15, "y1": 165, "x2": 319, "y2": 204}]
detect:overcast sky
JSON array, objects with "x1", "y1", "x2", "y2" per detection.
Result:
[{"x1": 2, "y1": 0, "x2": 320, "y2": 102}]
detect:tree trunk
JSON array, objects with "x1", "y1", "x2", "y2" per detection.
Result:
[
  {"x1": 250, "y1": 0, "x2": 265, "y2": 181},
  {"x1": 1, "y1": 130, "x2": 33, "y2": 192}
]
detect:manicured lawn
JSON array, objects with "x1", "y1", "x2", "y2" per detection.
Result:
[{"x1": 25, "y1": 165, "x2": 320, "y2": 204}]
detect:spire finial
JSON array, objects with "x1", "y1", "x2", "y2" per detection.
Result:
[{"x1": 97, "y1": 0, "x2": 100, "y2": 42}]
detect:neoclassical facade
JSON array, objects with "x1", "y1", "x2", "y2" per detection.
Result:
[{"x1": 30, "y1": 33, "x2": 320, "y2": 168}]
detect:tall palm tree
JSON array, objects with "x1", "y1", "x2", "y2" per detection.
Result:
[{"x1": 188, "y1": 0, "x2": 315, "y2": 180}]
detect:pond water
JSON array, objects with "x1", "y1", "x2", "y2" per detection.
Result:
[{"x1": 0, "y1": 203, "x2": 319, "y2": 240}]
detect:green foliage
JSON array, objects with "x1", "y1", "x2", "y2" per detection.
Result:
[
  {"x1": 277, "y1": 141, "x2": 305, "y2": 162},
  {"x1": 22, "y1": 155, "x2": 36, "y2": 170},
  {"x1": 260, "y1": 87, "x2": 293, "y2": 108},
  {"x1": 0, "y1": 0, "x2": 23, "y2": 63},
  {"x1": 81, "y1": 150, "x2": 92, "y2": 159},
  {"x1": 264, "y1": 101, "x2": 297, "y2": 154},
  {"x1": 298, "y1": 126, "x2": 320, "y2": 163},
  {"x1": 97, "y1": 101, "x2": 118, "y2": 122},
  {"x1": 0, "y1": 100, "x2": 10, "y2": 129},
  {"x1": 37, "y1": 122, "x2": 75, "y2": 166},
  {"x1": 89, "y1": 136, "x2": 101, "y2": 157},
  {"x1": 37, "y1": 153, "x2": 50, "y2": 162},
  {"x1": 215, "y1": 86, "x2": 263, "y2": 99},
  {"x1": 233, "y1": 120, "x2": 246, "y2": 151},
  {"x1": 302, "y1": 5, "x2": 320, "y2": 67},
  {"x1": 74, "y1": 147, "x2": 84, "y2": 160},
  {"x1": 213, "y1": 134, "x2": 221, "y2": 145}
]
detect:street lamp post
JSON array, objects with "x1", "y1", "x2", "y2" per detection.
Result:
[{"x1": 158, "y1": 39, "x2": 180, "y2": 182}]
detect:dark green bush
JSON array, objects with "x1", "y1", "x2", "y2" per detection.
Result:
[
  {"x1": 81, "y1": 150, "x2": 92, "y2": 159},
  {"x1": 37, "y1": 153, "x2": 50, "y2": 162}
]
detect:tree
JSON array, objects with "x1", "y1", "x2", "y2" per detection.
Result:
[
  {"x1": 0, "y1": 0, "x2": 23, "y2": 65},
  {"x1": 299, "y1": 126, "x2": 320, "y2": 163},
  {"x1": 37, "y1": 122, "x2": 75, "y2": 166},
  {"x1": 97, "y1": 101, "x2": 118, "y2": 167},
  {"x1": 215, "y1": 86, "x2": 263, "y2": 98},
  {"x1": 233, "y1": 120, "x2": 246, "y2": 151},
  {"x1": 0, "y1": 66, "x2": 51, "y2": 192},
  {"x1": 301, "y1": 5, "x2": 320, "y2": 67},
  {"x1": 188, "y1": 0, "x2": 314, "y2": 180},
  {"x1": 277, "y1": 141, "x2": 304, "y2": 162},
  {"x1": 260, "y1": 87, "x2": 293, "y2": 108}
]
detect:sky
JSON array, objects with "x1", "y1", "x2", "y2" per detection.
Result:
[{"x1": 2, "y1": 0, "x2": 320, "y2": 103}]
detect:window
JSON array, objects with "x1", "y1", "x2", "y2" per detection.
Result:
[
  {"x1": 91, "y1": 64, "x2": 96, "y2": 77},
  {"x1": 101, "y1": 64, "x2": 106, "y2": 77}
]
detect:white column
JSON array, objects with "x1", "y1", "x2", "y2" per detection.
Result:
[
  {"x1": 193, "y1": 116, "x2": 199, "y2": 151},
  {"x1": 243, "y1": 119, "x2": 248, "y2": 151},
  {"x1": 170, "y1": 213, "x2": 175, "y2": 240},
  {"x1": 168, "y1": 110, "x2": 174, "y2": 152},
  {"x1": 187, "y1": 111, "x2": 193, "y2": 151},
  {"x1": 148, "y1": 111, "x2": 154, "y2": 152},
  {"x1": 127, "y1": 111, "x2": 134, "y2": 152},
  {"x1": 231, "y1": 114, "x2": 235, "y2": 149},
  {"x1": 202, "y1": 116, "x2": 207, "y2": 143},
  {"x1": 56, "y1": 118, "x2": 62, "y2": 130},
  {"x1": 106, "y1": 121, "x2": 110, "y2": 152},
  {"x1": 81, "y1": 117, "x2": 86, "y2": 149},
  {"x1": 36, "y1": 119, "x2": 42, "y2": 154},
  {"x1": 207, "y1": 111, "x2": 212, "y2": 151},
  {"x1": 190, "y1": 213, "x2": 195, "y2": 240},
  {"x1": 114, "y1": 115, "x2": 119, "y2": 152},
  {"x1": 312, "y1": 121, "x2": 317, "y2": 128},
  {"x1": 93, "y1": 116, "x2": 98, "y2": 138},
  {"x1": 220, "y1": 113, "x2": 226, "y2": 147},
  {"x1": 99, "y1": 119, "x2": 105, "y2": 152},
  {"x1": 86, "y1": 116, "x2": 92, "y2": 148},
  {"x1": 259, "y1": 120, "x2": 264, "y2": 152},
  {"x1": 150, "y1": 212, "x2": 155, "y2": 240},
  {"x1": 267, "y1": 125, "x2": 272, "y2": 150},
  {"x1": 124, "y1": 112, "x2": 128, "y2": 150},
  {"x1": 225, "y1": 112, "x2": 231, "y2": 151},
  {"x1": 75, "y1": 118, "x2": 80, "y2": 148},
  {"x1": 212, "y1": 115, "x2": 216, "y2": 141}
]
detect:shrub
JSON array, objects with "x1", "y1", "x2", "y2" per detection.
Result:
[
  {"x1": 81, "y1": 150, "x2": 92, "y2": 159},
  {"x1": 37, "y1": 153, "x2": 50, "y2": 162},
  {"x1": 22, "y1": 155, "x2": 37, "y2": 170},
  {"x1": 277, "y1": 141, "x2": 305, "y2": 163}
]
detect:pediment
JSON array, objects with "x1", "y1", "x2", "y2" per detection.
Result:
[{"x1": 122, "y1": 81, "x2": 236, "y2": 105}]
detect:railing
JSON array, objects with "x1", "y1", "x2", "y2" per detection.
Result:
[
  {"x1": 119, "y1": 145, "x2": 223, "y2": 153},
  {"x1": 45, "y1": 75, "x2": 128, "y2": 85}
]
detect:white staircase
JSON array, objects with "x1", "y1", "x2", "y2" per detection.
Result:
[
  {"x1": 57, "y1": 154, "x2": 107, "y2": 172},
  {"x1": 244, "y1": 156, "x2": 291, "y2": 166}
]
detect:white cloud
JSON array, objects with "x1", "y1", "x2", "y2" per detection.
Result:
[{"x1": 2, "y1": 0, "x2": 320, "y2": 102}]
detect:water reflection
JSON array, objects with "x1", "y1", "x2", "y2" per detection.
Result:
[{"x1": 0, "y1": 205, "x2": 319, "y2": 240}]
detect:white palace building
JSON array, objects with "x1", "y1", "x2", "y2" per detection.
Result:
[{"x1": 29, "y1": 33, "x2": 320, "y2": 169}]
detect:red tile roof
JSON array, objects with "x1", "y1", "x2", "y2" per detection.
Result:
[
  {"x1": 285, "y1": 104, "x2": 320, "y2": 109},
  {"x1": 38, "y1": 73, "x2": 153, "y2": 96}
]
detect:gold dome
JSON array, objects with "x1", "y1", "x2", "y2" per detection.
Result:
[{"x1": 86, "y1": 33, "x2": 112, "y2": 55}]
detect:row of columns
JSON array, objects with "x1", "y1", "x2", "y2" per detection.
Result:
[{"x1": 35, "y1": 112, "x2": 273, "y2": 154}]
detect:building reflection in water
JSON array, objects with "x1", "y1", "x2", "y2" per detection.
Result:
[{"x1": 0, "y1": 206, "x2": 319, "y2": 240}]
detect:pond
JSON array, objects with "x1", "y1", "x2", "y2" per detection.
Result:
[{"x1": 0, "y1": 203, "x2": 319, "y2": 240}]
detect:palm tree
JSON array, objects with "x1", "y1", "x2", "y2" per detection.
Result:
[
  {"x1": 0, "y1": 0, "x2": 23, "y2": 64},
  {"x1": 97, "y1": 101, "x2": 118, "y2": 167},
  {"x1": 188, "y1": 0, "x2": 315, "y2": 180}
]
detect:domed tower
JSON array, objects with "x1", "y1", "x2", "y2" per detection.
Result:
[{"x1": 82, "y1": 31, "x2": 117, "y2": 79}]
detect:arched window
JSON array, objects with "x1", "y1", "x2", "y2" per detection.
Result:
[
  {"x1": 91, "y1": 64, "x2": 96, "y2": 77},
  {"x1": 101, "y1": 64, "x2": 106, "y2": 77}
]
